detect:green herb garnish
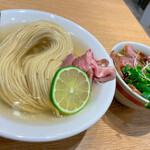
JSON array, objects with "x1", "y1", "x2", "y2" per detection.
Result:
[
  {"x1": 144, "y1": 101, "x2": 150, "y2": 109},
  {"x1": 122, "y1": 65, "x2": 129, "y2": 73},
  {"x1": 142, "y1": 92, "x2": 150, "y2": 100},
  {"x1": 122, "y1": 63, "x2": 150, "y2": 108}
]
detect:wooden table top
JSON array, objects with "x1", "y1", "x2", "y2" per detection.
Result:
[{"x1": 1, "y1": 0, "x2": 150, "y2": 149}]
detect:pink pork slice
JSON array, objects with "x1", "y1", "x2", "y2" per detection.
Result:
[{"x1": 61, "y1": 49, "x2": 116, "y2": 84}]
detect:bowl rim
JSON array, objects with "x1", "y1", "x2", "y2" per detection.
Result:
[
  {"x1": 111, "y1": 41, "x2": 150, "y2": 104},
  {"x1": 0, "y1": 9, "x2": 116, "y2": 142}
]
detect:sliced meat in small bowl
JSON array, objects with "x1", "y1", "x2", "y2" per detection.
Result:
[{"x1": 111, "y1": 42, "x2": 150, "y2": 110}]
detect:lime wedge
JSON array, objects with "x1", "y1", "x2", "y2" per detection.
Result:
[{"x1": 50, "y1": 66, "x2": 91, "y2": 114}]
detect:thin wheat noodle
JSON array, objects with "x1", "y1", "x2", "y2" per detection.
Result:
[{"x1": 0, "y1": 20, "x2": 73, "y2": 115}]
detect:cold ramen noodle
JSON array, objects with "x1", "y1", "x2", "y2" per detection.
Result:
[
  {"x1": 111, "y1": 44, "x2": 150, "y2": 108},
  {"x1": 0, "y1": 20, "x2": 116, "y2": 117}
]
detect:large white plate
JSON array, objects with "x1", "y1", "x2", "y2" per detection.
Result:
[{"x1": 0, "y1": 9, "x2": 116, "y2": 142}]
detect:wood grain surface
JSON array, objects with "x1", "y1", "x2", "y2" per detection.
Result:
[{"x1": 1, "y1": 0, "x2": 150, "y2": 149}]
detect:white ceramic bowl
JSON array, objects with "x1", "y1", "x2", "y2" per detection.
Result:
[
  {"x1": 0, "y1": 9, "x2": 116, "y2": 142},
  {"x1": 112, "y1": 42, "x2": 150, "y2": 110}
]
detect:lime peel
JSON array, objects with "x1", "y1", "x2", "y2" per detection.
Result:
[{"x1": 50, "y1": 66, "x2": 91, "y2": 114}]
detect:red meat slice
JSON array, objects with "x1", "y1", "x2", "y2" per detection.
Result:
[{"x1": 61, "y1": 49, "x2": 116, "y2": 84}]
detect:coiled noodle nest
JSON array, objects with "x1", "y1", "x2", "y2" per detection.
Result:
[{"x1": 0, "y1": 20, "x2": 73, "y2": 115}]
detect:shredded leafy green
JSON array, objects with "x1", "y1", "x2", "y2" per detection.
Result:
[
  {"x1": 142, "y1": 92, "x2": 150, "y2": 100},
  {"x1": 144, "y1": 101, "x2": 150, "y2": 109},
  {"x1": 122, "y1": 65, "x2": 129, "y2": 73},
  {"x1": 122, "y1": 64, "x2": 150, "y2": 108}
]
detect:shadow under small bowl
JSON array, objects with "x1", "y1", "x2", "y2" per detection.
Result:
[{"x1": 112, "y1": 42, "x2": 150, "y2": 110}]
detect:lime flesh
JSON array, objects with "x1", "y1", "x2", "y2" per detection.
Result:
[{"x1": 50, "y1": 66, "x2": 91, "y2": 114}]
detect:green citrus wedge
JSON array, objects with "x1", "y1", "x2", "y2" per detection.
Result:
[{"x1": 50, "y1": 66, "x2": 91, "y2": 114}]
